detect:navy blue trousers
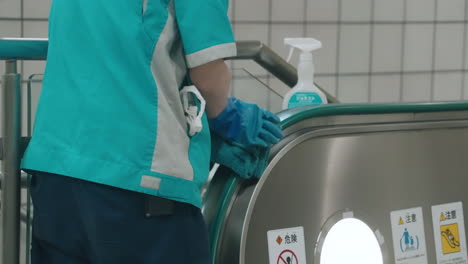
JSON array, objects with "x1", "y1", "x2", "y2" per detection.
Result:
[{"x1": 30, "y1": 171, "x2": 211, "y2": 264}]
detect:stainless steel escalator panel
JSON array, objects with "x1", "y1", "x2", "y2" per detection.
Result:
[{"x1": 212, "y1": 110, "x2": 468, "y2": 264}]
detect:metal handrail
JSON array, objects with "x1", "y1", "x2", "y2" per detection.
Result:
[
  {"x1": 0, "y1": 37, "x2": 339, "y2": 264},
  {"x1": 0, "y1": 172, "x2": 29, "y2": 189},
  {"x1": 0, "y1": 38, "x2": 48, "y2": 60},
  {"x1": 1, "y1": 60, "x2": 22, "y2": 264},
  {"x1": 230, "y1": 41, "x2": 338, "y2": 103},
  {"x1": 0, "y1": 137, "x2": 31, "y2": 161},
  {"x1": 0, "y1": 38, "x2": 339, "y2": 103}
]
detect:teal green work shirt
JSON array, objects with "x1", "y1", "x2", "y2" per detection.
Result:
[{"x1": 21, "y1": 0, "x2": 236, "y2": 208}]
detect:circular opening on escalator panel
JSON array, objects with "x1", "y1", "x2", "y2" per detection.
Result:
[{"x1": 319, "y1": 218, "x2": 383, "y2": 264}]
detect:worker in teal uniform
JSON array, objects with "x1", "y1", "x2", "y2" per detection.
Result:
[{"x1": 21, "y1": 0, "x2": 283, "y2": 263}]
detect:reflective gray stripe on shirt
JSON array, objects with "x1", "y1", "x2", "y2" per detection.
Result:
[
  {"x1": 186, "y1": 42, "x2": 237, "y2": 68},
  {"x1": 142, "y1": 0, "x2": 148, "y2": 15},
  {"x1": 149, "y1": 1, "x2": 193, "y2": 181}
]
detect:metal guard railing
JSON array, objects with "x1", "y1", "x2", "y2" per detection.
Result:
[{"x1": 0, "y1": 37, "x2": 338, "y2": 264}]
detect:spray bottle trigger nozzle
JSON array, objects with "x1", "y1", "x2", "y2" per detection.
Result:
[
  {"x1": 284, "y1": 38, "x2": 322, "y2": 63},
  {"x1": 286, "y1": 48, "x2": 295, "y2": 63}
]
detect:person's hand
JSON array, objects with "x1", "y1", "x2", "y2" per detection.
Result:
[{"x1": 209, "y1": 98, "x2": 283, "y2": 147}]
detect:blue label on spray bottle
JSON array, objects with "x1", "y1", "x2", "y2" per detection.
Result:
[{"x1": 288, "y1": 92, "x2": 323, "y2": 108}]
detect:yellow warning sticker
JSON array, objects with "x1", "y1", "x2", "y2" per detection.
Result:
[
  {"x1": 399, "y1": 217, "x2": 404, "y2": 225},
  {"x1": 440, "y1": 213, "x2": 446, "y2": 222},
  {"x1": 432, "y1": 202, "x2": 468, "y2": 263},
  {"x1": 441, "y1": 224, "x2": 461, "y2": 254}
]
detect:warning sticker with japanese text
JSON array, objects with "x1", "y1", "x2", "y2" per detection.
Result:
[
  {"x1": 267, "y1": 226, "x2": 307, "y2": 264},
  {"x1": 390, "y1": 207, "x2": 428, "y2": 264},
  {"x1": 432, "y1": 202, "x2": 468, "y2": 264}
]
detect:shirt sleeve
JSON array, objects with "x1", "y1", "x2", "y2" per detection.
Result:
[{"x1": 174, "y1": 0, "x2": 237, "y2": 68}]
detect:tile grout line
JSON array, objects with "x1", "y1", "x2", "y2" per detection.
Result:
[
  {"x1": 335, "y1": 0, "x2": 343, "y2": 98},
  {"x1": 461, "y1": 0, "x2": 468, "y2": 100},
  {"x1": 4, "y1": 18, "x2": 468, "y2": 24},
  {"x1": 1, "y1": 69, "x2": 462, "y2": 84},
  {"x1": 430, "y1": 0, "x2": 438, "y2": 101},
  {"x1": 266, "y1": 0, "x2": 273, "y2": 90},
  {"x1": 228, "y1": 19, "x2": 468, "y2": 25},
  {"x1": 399, "y1": 0, "x2": 408, "y2": 102},
  {"x1": 265, "y1": 0, "x2": 273, "y2": 109},
  {"x1": 302, "y1": 0, "x2": 308, "y2": 37},
  {"x1": 230, "y1": 69, "x2": 468, "y2": 80},
  {"x1": 367, "y1": 0, "x2": 376, "y2": 103}
]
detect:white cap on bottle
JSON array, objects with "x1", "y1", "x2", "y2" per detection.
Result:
[{"x1": 284, "y1": 38, "x2": 322, "y2": 62}]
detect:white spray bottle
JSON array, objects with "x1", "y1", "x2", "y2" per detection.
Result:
[{"x1": 282, "y1": 38, "x2": 327, "y2": 110}]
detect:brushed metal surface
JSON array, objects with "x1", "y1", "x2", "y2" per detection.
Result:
[
  {"x1": 212, "y1": 113, "x2": 468, "y2": 264},
  {"x1": 2, "y1": 64, "x2": 22, "y2": 264}
]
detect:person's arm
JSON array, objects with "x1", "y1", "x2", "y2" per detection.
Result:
[
  {"x1": 174, "y1": 0, "x2": 235, "y2": 117},
  {"x1": 174, "y1": 0, "x2": 283, "y2": 146},
  {"x1": 189, "y1": 59, "x2": 231, "y2": 118},
  {"x1": 190, "y1": 58, "x2": 284, "y2": 147}
]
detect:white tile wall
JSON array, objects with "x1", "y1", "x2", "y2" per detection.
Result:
[
  {"x1": 231, "y1": 60, "x2": 267, "y2": 77},
  {"x1": 338, "y1": 76, "x2": 369, "y2": 103},
  {"x1": 1, "y1": 0, "x2": 468, "y2": 106},
  {"x1": 406, "y1": 0, "x2": 436, "y2": 21},
  {"x1": 316, "y1": 76, "x2": 337, "y2": 97},
  {"x1": 234, "y1": 0, "x2": 269, "y2": 21},
  {"x1": 23, "y1": 61, "x2": 45, "y2": 81},
  {"x1": 231, "y1": 76, "x2": 270, "y2": 108},
  {"x1": 0, "y1": 2, "x2": 467, "y2": 261},
  {"x1": 465, "y1": 27, "x2": 468, "y2": 70},
  {"x1": 434, "y1": 24, "x2": 465, "y2": 70},
  {"x1": 464, "y1": 73, "x2": 468, "y2": 99},
  {"x1": 433, "y1": 73, "x2": 464, "y2": 101},
  {"x1": 266, "y1": 76, "x2": 291, "y2": 110},
  {"x1": 0, "y1": 20, "x2": 21, "y2": 37},
  {"x1": 306, "y1": 25, "x2": 338, "y2": 74},
  {"x1": 372, "y1": 25, "x2": 403, "y2": 73},
  {"x1": 24, "y1": 0, "x2": 51, "y2": 18},
  {"x1": 374, "y1": 0, "x2": 405, "y2": 21},
  {"x1": 234, "y1": 24, "x2": 270, "y2": 43},
  {"x1": 339, "y1": 25, "x2": 371, "y2": 73},
  {"x1": 307, "y1": 0, "x2": 338, "y2": 21},
  {"x1": 403, "y1": 24, "x2": 434, "y2": 71},
  {"x1": 402, "y1": 74, "x2": 432, "y2": 102},
  {"x1": 23, "y1": 21, "x2": 48, "y2": 38},
  {"x1": 233, "y1": 24, "x2": 269, "y2": 75},
  {"x1": 270, "y1": 24, "x2": 304, "y2": 64},
  {"x1": 437, "y1": 0, "x2": 466, "y2": 21},
  {"x1": 268, "y1": 77, "x2": 290, "y2": 98},
  {"x1": 272, "y1": 0, "x2": 305, "y2": 22},
  {"x1": 269, "y1": 91, "x2": 283, "y2": 113},
  {"x1": 0, "y1": 0, "x2": 21, "y2": 18},
  {"x1": 341, "y1": 0, "x2": 372, "y2": 21},
  {"x1": 370, "y1": 75, "x2": 401, "y2": 102}
]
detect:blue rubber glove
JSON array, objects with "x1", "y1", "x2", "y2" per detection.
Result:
[{"x1": 209, "y1": 98, "x2": 283, "y2": 147}]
